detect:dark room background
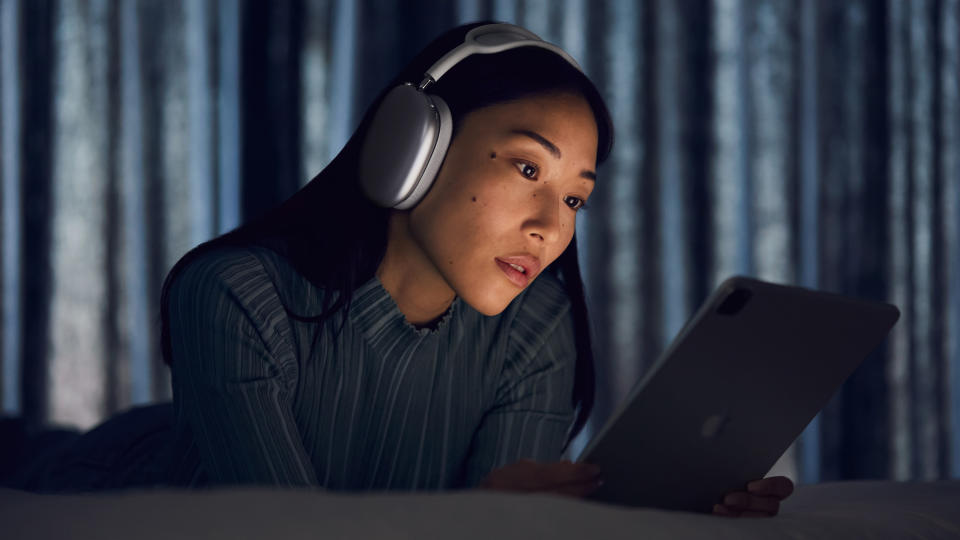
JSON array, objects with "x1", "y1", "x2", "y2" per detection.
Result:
[{"x1": 1, "y1": 0, "x2": 958, "y2": 485}]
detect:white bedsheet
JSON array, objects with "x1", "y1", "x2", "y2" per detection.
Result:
[{"x1": 2, "y1": 479, "x2": 959, "y2": 539}]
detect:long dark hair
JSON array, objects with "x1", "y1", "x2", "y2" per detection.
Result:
[{"x1": 159, "y1": 21, "x2": 615, "y2": 446}]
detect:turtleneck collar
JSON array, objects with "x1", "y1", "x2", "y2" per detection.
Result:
[{"x1": 349, "y1": 273, "x2": 462, "y2": 351}]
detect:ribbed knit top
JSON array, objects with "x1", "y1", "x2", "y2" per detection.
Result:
[{"x1": 161, "y1": 245, "x2": 578, "y2": 491}]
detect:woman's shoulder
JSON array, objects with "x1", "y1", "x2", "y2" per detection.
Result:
[
  {"x1": 171, "y1": 243, "x2": 326, "y2": 318},
  {"x1": 172, "y1": 244, "x2": 272, "y2": 294}
]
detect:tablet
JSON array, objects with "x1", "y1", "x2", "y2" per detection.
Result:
[{"x1": 576, "y1": 275, "x2": 900, "y2": 513}]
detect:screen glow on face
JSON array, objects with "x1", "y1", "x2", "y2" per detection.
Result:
[{"x1": 389, "y1": 92, "x2": 599, "y2": 318}]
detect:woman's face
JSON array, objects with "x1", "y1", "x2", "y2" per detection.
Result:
[{"x1": 379, "y1": 91, "x2": 598, "y2": 322}]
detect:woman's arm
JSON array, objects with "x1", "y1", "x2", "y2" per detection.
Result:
[
  {"x1": 168, "y1": 250, "x2": 319, "y2": 488},
  {"x1": 459, "y1": 277, "x2": 580, "y2": 488}
]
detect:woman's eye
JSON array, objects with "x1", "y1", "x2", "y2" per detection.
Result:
[
  {"x1": 514, "y1": 161, "x2": 538, "y2": 179},
  {"x1": 566, "y1": 197, "x2": 590, "y2": 212}
]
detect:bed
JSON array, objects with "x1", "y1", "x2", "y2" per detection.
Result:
[{"x1": 2, "y1": 479, "x2": 959, "y2": 539}]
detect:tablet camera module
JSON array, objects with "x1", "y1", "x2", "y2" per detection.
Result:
[{"x1": 716, "y1": 288, "x2": 752, "y2": 316}]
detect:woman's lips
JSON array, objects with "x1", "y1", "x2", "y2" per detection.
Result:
[{"x1": 496, "y1": 258, "x2": 530, "y2": 288}]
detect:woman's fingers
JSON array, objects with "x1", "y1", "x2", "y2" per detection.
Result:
[
  {"x1": 710, "y1": 475, "x2": 793, "y2": 518},
  {"x1": 746, "y1": 476, "x2": 794, "y2": 499}
]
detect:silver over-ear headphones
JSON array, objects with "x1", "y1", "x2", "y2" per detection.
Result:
[{"x1": 358, "y1": 23, "x2": 585, "y2": 210}]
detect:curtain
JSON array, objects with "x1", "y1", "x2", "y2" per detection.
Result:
[{"x1": 1, "y1": 0, "x2": 957, "y2": 484}]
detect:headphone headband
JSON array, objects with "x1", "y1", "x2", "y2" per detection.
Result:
[{"x1": 417, "y1": 23, "x2": 585, "y2": 90}]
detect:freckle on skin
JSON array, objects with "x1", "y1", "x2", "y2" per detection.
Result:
[
  {"x1": 490, "y1": 152, "x2": 496, "y2": 159},
  {"x1": 472, "y1": 196, "x2": 476, "y2": 202}
]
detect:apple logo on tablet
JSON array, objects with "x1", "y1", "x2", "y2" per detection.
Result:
[{"x1": 701, "y1": 413, "x2": 730, "y2": 439}]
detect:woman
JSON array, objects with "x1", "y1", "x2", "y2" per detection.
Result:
[
  {"x1": 7, "y1": 21, "x2": 791, "y2": 517},
  {"x1": 158, "y1": 20, "x2": 604, "y2": 497}
]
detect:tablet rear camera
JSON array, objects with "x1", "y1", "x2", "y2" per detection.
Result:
[{"x1": 716, "y1": 288, "x2": 752, "y2": 315}]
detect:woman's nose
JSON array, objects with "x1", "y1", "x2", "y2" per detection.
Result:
[{"x1": 526, "y1": 189, "x2": 562, "y2": 245}]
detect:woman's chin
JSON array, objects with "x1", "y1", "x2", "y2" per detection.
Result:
[{"x1": 460, "y1": 286, "x2": 520, "y2": 317}]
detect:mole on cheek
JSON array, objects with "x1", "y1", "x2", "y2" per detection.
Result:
[
  {"x1": 489, "y1": 151, "x2": 496, "y2": 159},
  {"x1": 471, "y1": 196, "x2": 477, "y2": 202}
]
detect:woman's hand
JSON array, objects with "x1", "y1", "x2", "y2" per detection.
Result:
[
  {"x1": 713, "y1": 476, "x2": 794, "y2": 517},
  {"x1": 478, "y1": 459, "x2": 603, "y2": 498}
]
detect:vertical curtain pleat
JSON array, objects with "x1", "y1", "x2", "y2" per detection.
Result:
[
  {"x1": 185, "y1": 0, "x2": 214, "y2": 248},
  {"x1": 456, "y1": 0, "x2": 481, "y2": 25},
  {"x1": 0, "y1": 0, "x2": 22, "y2": 415},
  {"x1": 908, "y1": 0, "x2": 939, "y2": 482},
  {"x1": 139, "y1": 0, "x2": 173, "y2": 403},
  {"x1": 520, "y1": 0, "x2": 552, "y2": 41},
  {"x1": 241, "y1": 1, "x2": 303, "y2": 220},
  {"x1": 846, "y1": 1, "x2": 890, "y2": 481},
  {"x1": 560, "y1": 0, "x2": 587, "y2": 66},
  {"x1": 217, "y1": 0, "x2": 241, "y2": 230},
  {"x1": 155, "y1": 1, "x2": 191, "y2": 281},
  {"x1": 820, "y1": 0, "x2": 871, "y2": 482},
  {"x1": 816, "y1": 0, "x2": 848, "y2": 482},
  {"x1": 493, "y1": 0, "x2": 517, "y2": 23},
  {"x1": 48, "y1": 0, "x2": 112, "y2": 428},
  {"x1": 300, "y1": 0, "x2": 332, "y2": 182},
  {"x1": 797, "y1": 0, "x2": 820, "y2": 484},
  {"x1": 942, "y1": 0, "x2": 960, "y2": 479},
  {"x1": 748, "y1": 0, "x2": 799, "y2": 481},
  {"x1": 655, "y1": 0, "x2": 691, "y2": 345},
  {"x1": 356, "y1": 0, "x2": 398, "y2": 115},
  {"x1": 15, "y1": 0, "x2": 55, "y2": 433},
  {"x1": 815, "y1": 0, "x2": 893, "y2": 482},
  {"x1": 119, "y1": 0, "x2": 150, "y2": 407},
  {"x1": 749, "y1": 0, "x2": 795, "y2": 287},
  {"x1": 710, "y1": 0, "x2": 750, "y2": 287},
  {"x1": 603, "y1": 0, "x2": 643, "y2": 422},
  {"x1": 886, "y1": 0, "x2": 912, "y2": 481},
  {"x1": 327, "y1": 0, "x2": 358, "y2": 161}
]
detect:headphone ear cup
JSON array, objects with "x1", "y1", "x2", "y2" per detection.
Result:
[
  {"x1": 399, "y1": 94, "x2": 452, "y2": 210},
  {"x1": 358, "y1": 84, "x2": 453, "y2": 209}
]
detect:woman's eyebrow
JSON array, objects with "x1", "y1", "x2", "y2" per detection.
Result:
[
  {"x1": 510, "y1": 129, "x2": 562, "y2": 159},
  {"x1": 507, "y1": 129, "x2": 597, "y2": 182}
]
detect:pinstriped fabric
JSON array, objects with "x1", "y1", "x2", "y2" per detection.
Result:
[
  {"x1": 160, "y1": 245, "x2": 577, "y2": 491},
  {"x1": 166, "y1": 247, "x2": 316, "y2": 487}
]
